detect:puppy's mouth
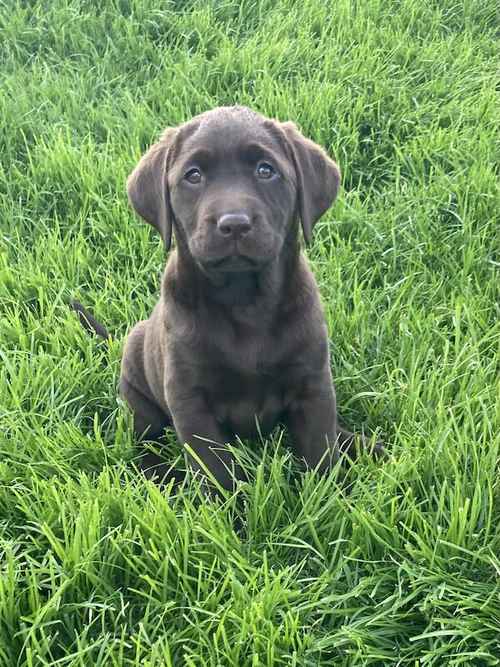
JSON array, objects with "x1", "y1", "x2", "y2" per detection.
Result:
[{"x1": 202, "y1": 254, "x2": 259, "y2": 273}]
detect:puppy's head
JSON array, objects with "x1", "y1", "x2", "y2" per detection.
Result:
[{"x1": 127, "y1": 107, "x2": 340, "y2": 274}]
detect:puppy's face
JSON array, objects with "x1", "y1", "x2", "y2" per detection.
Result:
[
  {"x1": 169, "y1": 109, "x2": 296, "y2": 273},
  {"x1": 127, "y1": 106, "x2": 341, "y2": 274}
]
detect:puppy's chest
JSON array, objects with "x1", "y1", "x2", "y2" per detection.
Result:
[
  {"x1": 175, "y1": 313, "x2": 311, "y2": 437},
  {"x1": 200, "y1": 335, "x2": 302, "y2": 438},
  {"x1": 201, "y1": 314, "x2": 279, "y2": 370},
  {"x1": 206, "y1": 368, "x2": 286, "y2": 438}
]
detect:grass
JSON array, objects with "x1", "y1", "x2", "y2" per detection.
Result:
[{"x1": 0, "y1": 0, "x2": 499, "y2": 664}]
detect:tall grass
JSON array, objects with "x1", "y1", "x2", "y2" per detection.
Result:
[{"x1": 0, "y1": 1, "x2": 498, "y2": 664}]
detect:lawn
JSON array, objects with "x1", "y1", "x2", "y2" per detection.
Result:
[{"x1": 0, "y1": 1, "x2": 499, "y2": 665}]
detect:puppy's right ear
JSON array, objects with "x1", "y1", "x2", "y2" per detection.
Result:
[{"x1": 126, "y1": 128, "x2": 177, "y2": 250}]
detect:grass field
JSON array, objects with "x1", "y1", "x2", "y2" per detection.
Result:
[{"x1": 1, "y1": 1, "x2": 499, "y2": 664}]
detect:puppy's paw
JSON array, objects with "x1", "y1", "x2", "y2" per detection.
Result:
[{"x1": 370, "y1": 439, "x2": 386, "y2": 459}]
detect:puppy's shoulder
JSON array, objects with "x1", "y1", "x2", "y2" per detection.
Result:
[{"x1": 282, "y1": 253, "x2": 324, "y2": 318}]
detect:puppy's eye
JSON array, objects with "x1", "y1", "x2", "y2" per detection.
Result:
[
  {"x1": 256, "y1": 162, "x2": 276, "y2": 179},
  {"x1": 184, "y1": 168, "x2": 202, "y2": 184}
]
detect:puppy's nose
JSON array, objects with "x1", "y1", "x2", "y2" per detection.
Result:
[{"x1": 217, "y1": 213, "x2": 251, "y2": 239}]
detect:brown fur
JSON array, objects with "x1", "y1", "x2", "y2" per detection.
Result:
[{"x1": 120, "y1": 106, "x2": 379, "y2": 490}]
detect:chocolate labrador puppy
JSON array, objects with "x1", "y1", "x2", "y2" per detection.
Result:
[{"x1": 119, "y1": 106, "x2": 376, "y2": 490}]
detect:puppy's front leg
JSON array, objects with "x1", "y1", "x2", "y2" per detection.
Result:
[
  {"x1": 286, "y1": 372, "x2": 340, "y2": 473},
  {"x1": 167, "y1": 384, "x2": 244, "y2": 492}
]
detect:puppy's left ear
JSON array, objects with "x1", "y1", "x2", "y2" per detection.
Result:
[{"x1": 280, "y1": 122, "x2": 341, "y2": 244}]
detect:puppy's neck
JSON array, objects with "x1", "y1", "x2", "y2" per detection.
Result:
[{"x1": 203, "y1": 270, "x2": 259, "y2": 307}]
